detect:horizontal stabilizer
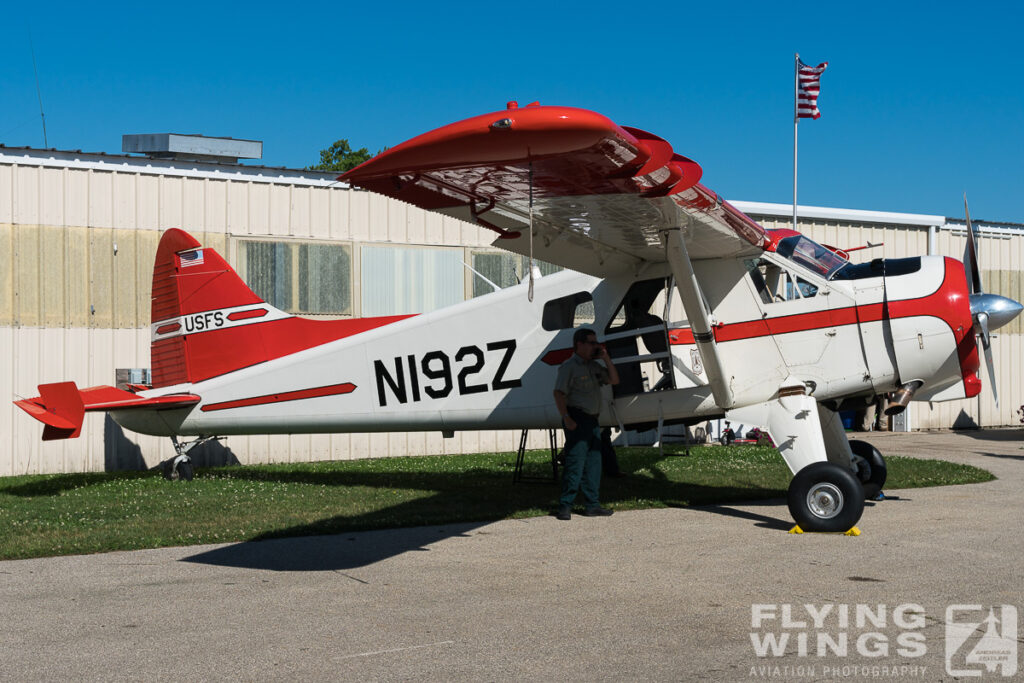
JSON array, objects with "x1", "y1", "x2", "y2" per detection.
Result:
[{"x1": 14, "y1": 382, "x2": 200, "y2": 441}]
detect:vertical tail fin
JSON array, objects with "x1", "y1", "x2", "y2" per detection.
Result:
[
  {"x1": 150, "y1": 229, "x2": 267, "y2": 387},
  {"x1": 150, "y1": 229, "x2": 414, "y2": 388}
]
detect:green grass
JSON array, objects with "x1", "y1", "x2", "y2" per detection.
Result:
[{"x1": 0, "y1": 446, "x2": 994, "y2": 560}]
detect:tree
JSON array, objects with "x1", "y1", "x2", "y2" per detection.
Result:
[{"x1": 308, "y1": 139, "x2": 375, "y2": 173}]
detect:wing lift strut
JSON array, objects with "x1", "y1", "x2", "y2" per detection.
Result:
[
  {"x1": 662, "y1": 228, "x2": 870, "y2": 532},
  {"x1": 663, "y1": 228, "x2": 734, "y2": 410}
]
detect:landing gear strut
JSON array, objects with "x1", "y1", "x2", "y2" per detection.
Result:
[
  {"x1": 729, "y1": 390, "x2": 869, "y2": 532},
  {"x1": 162, "y1": 436, "x2": 221, "y2": 481}
]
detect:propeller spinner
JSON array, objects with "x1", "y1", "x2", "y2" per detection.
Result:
[{"x1": 962, "y1": 195, "x2": 1023, "y2": 407}]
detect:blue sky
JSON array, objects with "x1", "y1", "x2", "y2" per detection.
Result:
[{"x1": 3, "y1": 1, "x2": 1022, "y2": 220}]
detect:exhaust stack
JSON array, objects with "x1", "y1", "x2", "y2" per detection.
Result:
[{"x1": 885, "y1": 380, "x2": 924, "y2": 416}]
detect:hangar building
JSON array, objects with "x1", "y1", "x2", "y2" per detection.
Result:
[{"x1": 1, "y1": 141, "x2": 1021, "y2": 476}]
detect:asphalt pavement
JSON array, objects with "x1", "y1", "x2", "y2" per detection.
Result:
[{"x1": 1, "y1": 429, "x2": 1022, "y2": 681}]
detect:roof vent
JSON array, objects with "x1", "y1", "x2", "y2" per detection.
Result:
[{"x1": 122, "y1": 133, "x2": 262, "y2": 164}]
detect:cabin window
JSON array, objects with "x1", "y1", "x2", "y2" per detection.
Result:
[
  {"x1": 542, "y1": 292, "x2": 594, "y2": 330},
  {"x1": 361, "y1": 245, "x2": 463, "y2": 315},
  {"x1": 237, "y1": 239, "x2": 352, "y2": 315},
  {"x1": 605, "y1": 278, "x2": 670, "y2": 335},
  {"x1": 746, "y1": 258, "x2": 819, "y2": 303}
]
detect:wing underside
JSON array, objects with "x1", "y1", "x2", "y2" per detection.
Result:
[{"x1": 342, "y1": 105, "x2": 767, "y2": 277}]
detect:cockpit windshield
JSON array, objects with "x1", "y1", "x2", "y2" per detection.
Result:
[{"x1": 774, "y1": 235, "x2": 848, "y2": 279}]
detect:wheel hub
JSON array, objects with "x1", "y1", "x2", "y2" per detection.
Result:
[{"x1": 806, "y1": 483, "x2": 844, "y2": 519}]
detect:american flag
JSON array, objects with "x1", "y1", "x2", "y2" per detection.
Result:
[
  {"x1": 797, "y1": 59, "x2": 828, "y2": 120},
  {"x1": 179, "y1": 249, "x2": 204, "y2": 267}
]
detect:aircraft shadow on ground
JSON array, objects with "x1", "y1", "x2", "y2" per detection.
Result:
[
  {"x1": 947, "y1": 426, "x2": 1024, "y2": 459},
  {"x1": 975, "y1": 451, "x2": 1024, "y2": 461},
  {"x1": 955, "y1": 427, "x2": 1024, "y2": 443},
  {"x1": 180, "y1": 455, "x2": 794, "y2": 572},
  {"x1": 693, "y1": 500, "x2": 793, "y2": 531},
  {"x1": 182, "y1": 520, "x2": 490, "y2": 572}
]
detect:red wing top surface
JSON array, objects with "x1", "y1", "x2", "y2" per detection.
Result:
[{"x1": 342, "y1": 104, "x2": 768, "y2": 276}]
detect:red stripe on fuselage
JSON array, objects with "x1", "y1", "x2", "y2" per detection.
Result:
[
  {"x1": 177, "y1": 314, "x2": 416, "y2": 385},
  {"x1": 201, "y1": 382, "x2": 357, "y2": 412},
  {"x1": 663, "y1": 262, "x2": 969, "y2": 345},
  {"x1": 662, "y1": 257, "x2": 979, "y2": 395},
  {"x1": 541, "y1": 348, "x2": 575, "y2": 365}
]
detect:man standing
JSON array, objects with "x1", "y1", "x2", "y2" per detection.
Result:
[{"x1": 553, "y1": 328, "x2": 620, "y2": 520}]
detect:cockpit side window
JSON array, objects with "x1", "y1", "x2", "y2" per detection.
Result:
[{"x1": 746, "y1": 258, "x2": 819, "y2": 303}]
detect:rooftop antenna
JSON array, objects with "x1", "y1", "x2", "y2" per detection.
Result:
[{"x1": 28, "y1": 26, "x2": 48, "y2": 148}]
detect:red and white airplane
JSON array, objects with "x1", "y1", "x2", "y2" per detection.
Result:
[{"x1": 15, "y1": 104, "x2": 1021, "y2": 532}]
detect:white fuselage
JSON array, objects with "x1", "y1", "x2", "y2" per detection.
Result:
[{"x1": 113, "y1": 253, "x2": 972, "y2": 439}]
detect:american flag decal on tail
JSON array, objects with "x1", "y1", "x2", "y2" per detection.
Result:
[
  {"x1": 178, "y1": 249, "x2": 204, "y2": 267},
  {"x1": 797, "y1": 59, "x2": 828, "y2": 120}
]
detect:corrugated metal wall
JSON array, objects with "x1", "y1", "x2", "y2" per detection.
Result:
[
  {"x1": 2, "y1": 153, "x2": 1021, "y2": 475},
  {"x1": 0, "y1": 157, "x2": 548, "y2": 476},
  {"x1": 754, "y1": 215, "x2": 1024, "y2": 430}
]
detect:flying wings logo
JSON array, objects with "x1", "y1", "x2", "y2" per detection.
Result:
[{"x1": 946, "y1": 605, "x2": 1018, "y2": 677}]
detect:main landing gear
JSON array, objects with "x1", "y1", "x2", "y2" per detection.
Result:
[
  {"x1": 162, "y1": 435, "x2": 221, "y2": 481},
  {"x1": 787, "y1": 461, "x2": 864, "y2": 533},
  {"x1": 729, "y1": 389, "x2": 887, "y2": 533},
  {"x1": 849, "y1": 440, "x2": 887, "y2": 500}
]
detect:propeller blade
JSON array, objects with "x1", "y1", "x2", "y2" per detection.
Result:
[
  {"x1": 976, "y1": 311, "x2": 999, "y2": 408},
  {"x1": 963, "y1": 194, "x2": 983, "y2": 295}
]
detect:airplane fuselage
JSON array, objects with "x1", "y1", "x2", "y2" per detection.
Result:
[{"x1": 113, "y1": 245, "x2": 977, "y2": 440}]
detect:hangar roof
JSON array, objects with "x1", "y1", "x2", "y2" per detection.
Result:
[
  {"x1": 733, "y1": 200, "x2": 1024, "y2": 235},
  {"x1": 0, "y1": 144, "x2": 343, "y2": 187},
  {"x1": 1, "y1": 145, "x2": 1020, "y2": 232}
]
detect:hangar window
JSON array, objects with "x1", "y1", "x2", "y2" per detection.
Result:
[
  {"x1": 361, "y1": 245, "x2": 463, "y2": 315},
  {"x1": 469, "y1": 251, "x2": 563, "y2": 297},
  {"x1": 237, "y1": 239, "x2": 352, "y2": 315}
]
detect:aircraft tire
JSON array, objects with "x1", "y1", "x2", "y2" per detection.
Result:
[
  {"x1": 162, "y1": 457, "x2": 194, "y2": 481},
  {"x1": 849, "y1": 440, "x2": 887, "y2": 499},
  {"x1": 787, "y1": 462, "x2": 865, "y2": 532}
]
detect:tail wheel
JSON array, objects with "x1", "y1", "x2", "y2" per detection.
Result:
[
  {"x1": 162, "y1": 455, "x2": 194, "y2": 482},
  {"x1": 849, "y1": 440, "x2": 887, "y2": 499},
  {"x1": 787, "y1": 462, "x2": 865, "y2": 532},
  {"x1": 176, "y1": 461, "x2": 194, "y2": 481}
]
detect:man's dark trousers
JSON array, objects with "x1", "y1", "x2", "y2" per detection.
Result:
[{"x1": 560, "y1": 407, "x2": 602, "y2": 508}]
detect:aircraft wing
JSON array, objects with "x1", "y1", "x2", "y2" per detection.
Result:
[{"x1": 341, "y1": 105, "x2": 768, "y2": 277}]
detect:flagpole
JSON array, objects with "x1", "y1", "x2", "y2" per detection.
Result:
[{"x1": 793, "y1": 53, "x2": 799, "y2": 231}]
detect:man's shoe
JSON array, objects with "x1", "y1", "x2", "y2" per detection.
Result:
[
  {"x1": 555, "y1": 505, "x2": 572, "y2": 521},
  {"x1": 582, "y1": 507, "x2": 614, "y2": 517}
]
